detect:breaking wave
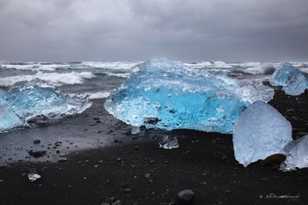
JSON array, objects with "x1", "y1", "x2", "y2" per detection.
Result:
[{"x1": 0, "y1": 71, "x2": 95, "y2": 87}]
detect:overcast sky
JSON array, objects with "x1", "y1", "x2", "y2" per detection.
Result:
[{"x1": 0, "y1": 0, "x2": 307, "y2": 62}]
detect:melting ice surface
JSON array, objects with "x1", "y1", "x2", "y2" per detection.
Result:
[
  {"x1": 233, "y1": 101, "x2": 292, "y2": 167},
  {"x1": 104, "y1": 59, "x2": 274, "y2": 134},
  {"x1": 0, "y1": 84, "x2": 91, "y2": 133},
  {"x1": 271, "y1": 63, "x2": 308, "y2": 96},
  {"x1": 281, "y1": 135, "x2": 308, "y2": 171}
]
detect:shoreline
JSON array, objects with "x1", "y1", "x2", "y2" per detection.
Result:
[{"x1": 0, "y1": 90, "x2": 307, "y2": 204}]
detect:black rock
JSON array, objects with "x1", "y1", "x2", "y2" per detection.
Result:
[
  {"x1": 28, "y1": 150, "x2": 47, "y2": 158},
  {"x1": 33, "y1": 140, "x2": 41, "y2": 145},
  {"x1": 27, "y1": 115, "x2": 49, "y2": 127},
  {"x1": 144, "y1": 173, "x2": 151, "y2": 179},
  {"x1": 54, "y1": 141, "x2": 62, "y2": 147},
  {"x1": 144, "y1": 117, "x2": 160, "y2": 125},
  {"x1": 176, "y1": 189, "x2": 194, "y2": 205},
  {"x1": 112, "y1": 200, "x2": 121, "y2": 205}
]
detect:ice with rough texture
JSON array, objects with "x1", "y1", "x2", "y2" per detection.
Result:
[
  {"x1": 105, "y1": 59, "x2": 274, "y2": 134},
  {"x1": 233, "y1": 101, "x2": 292, "y2": 167},
  {"x1": 27, "y1": 173, "x2": 41, "y2": 182},
  {"x1": 281, "y1": 135, "x2": 308, "y2": 171},
  {"x1": 0, "y1": 105, "x2": 23, "y2": 132},
  {"x1": 271, "y1": 63, "x2": 308, "y2": 96},
  {"x1": 0, "y1": 84, "x2": 92, "y2": 133},
  {"x1": 0, "y1": 90, "x2": 23, "y2": 132},
  {"x1": 158, "y1": 135, "x2": 179, "y2": 150}
]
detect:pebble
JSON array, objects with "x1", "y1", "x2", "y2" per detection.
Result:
[
  {"x1": 123, "y1": 187, "x2": 132, "y2": 193},
  {"x1": 176, "y1": 189, "x2": 194, "y2": 205},
  {"x1": 144, "y1": 173, "x2": 151, "y2": 178},
  {"x1": 33, "y1": 140, "x2": 41, "y2": 145},
  {"x1": 112, "y1": 200, "x2": 121, "y2": 205}
]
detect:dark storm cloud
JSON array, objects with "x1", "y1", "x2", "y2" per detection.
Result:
[{"x1": 0, "y1": 0, "x2": 307, "y2": 61}]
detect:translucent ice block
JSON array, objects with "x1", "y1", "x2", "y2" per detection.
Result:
[{"x1": 105, "y1": 59, "x2": 273, "y2": 134}]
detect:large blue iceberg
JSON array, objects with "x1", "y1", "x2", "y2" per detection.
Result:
[
  {"x1": 0, "y1": 84, "x2": 91, "y2": 133},
  {"x1": 271, "y1": 63, "x2": 308, "y2": 96},
  {"x1": 104, "y1": 59, "x2": 273, "y2": 134}
]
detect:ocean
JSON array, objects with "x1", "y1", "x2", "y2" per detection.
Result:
[{"x1": 0, "y1": 60, "x2": 307, "y2": 165}]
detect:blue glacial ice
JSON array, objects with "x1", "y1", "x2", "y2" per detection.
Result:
[
  {"x1": 0, "y1": 105, "x2": 24, "y2": 132},
  {"x1": 0, "y1": 90, "x2": 23, "y2": 131},
  {"x1": 0, "y1": 84, "x2": 92, "y2": 133},
  {"x1": 281, "y1": 135, "x2": 308, "y2": 171},
  {"x1": 104, "y1": 59, "x2": 274, "y2": 134},
  {"x1": 233, "y1": 101, "x2": 292, "y2": 167},
  {"x1": 271, "y1": 63, "x2": 308, "y2": 96}
]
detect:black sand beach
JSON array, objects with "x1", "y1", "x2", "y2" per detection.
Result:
[
  {"x1": 1, "y1": 0, "x2": 308, "y2": 203},
  {"x1": 0, "y1": 90, "x2": 307, "y2": 205}
]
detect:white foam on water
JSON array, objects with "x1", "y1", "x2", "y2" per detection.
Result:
[
  {"x1": 68, "y1": 91, "x2": 111, "y2": 100},
  {"x1": 184, "y1": 62, "x2": 213, "y2": 69},
  {"x1": 211, "y1": 61, "x2": 233, "y2": 68},
  {"x1": 86, "y1": 91, "x2": 111, "y2": 100},
  {"x1": 185, "y1": 61, "x2": 233, "y2": 69},
  {"x1": 0, "y1": 71, "x2": 95, "y2": 87},
  {"x1": 244, "y1": 63, "x2": 276, "y2": 75},
  {"x1": 1, "y1": 63, "x2": 70, "y2": 71},
  {"x1": 81, "y1": 61, "x2": 142, "y2": 70},
  {"x1": 102, "y1": 71, "x2": 131, "y2": 78}
]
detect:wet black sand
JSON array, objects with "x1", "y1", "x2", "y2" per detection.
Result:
[{"x1": 0, "y1": 90, "x2": 308, "y2": 205}]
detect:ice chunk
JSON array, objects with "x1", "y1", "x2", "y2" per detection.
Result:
[
  {"x1": 271, "y1": 63, "x2": 308, "y2": 96},
  {"x1": 130, "y1": 126, "x2": 141, "y2": 135},
  {"x1": 158, "y1": 135, "x2": 179, "y2": 150},
  {"x1": 281, "y1": 135, "x2": 308, "y2": 171},
  {"x1": 27, "y1": 173, "x2": 41, "y2": 182},
  {"x1": 0, "y1": 84, "x2": 91, "y2": 133},
  {"x1": 0, "y1": 90, "x2": 23, "y2": 132},
  {"x1": 0, "y1": 105, "x2": 23, "y2": 132},
  {"x1": 233, "y1": 101, "x2": 292, "y2": 167},
  {"x1": 105, "y1": 59, "x2": 273, "y2": 134},
  {"x1": 5, "y1": 85, "x2": 91, "y2": 120}
]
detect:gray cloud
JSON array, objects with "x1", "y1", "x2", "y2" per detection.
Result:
[{"x1": 0, "y1": 0, "x2": 307, "y2": 61}]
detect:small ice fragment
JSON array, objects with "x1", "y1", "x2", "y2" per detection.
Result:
[
  {"x1": 271, "y1": 63, "x2": 308, "y2": 96},
  {"x1": 131, "y1": 126, "x2": 141, "y2": 135},
  {"x1": 281, "y1": 135, "x2": 308, "y2": 171},
  {"x1": 233, "y1": 101, "x2": 292, "y2": 167},
  {"x1": 158, "y1": 135, "x2": 179, "y2": 150},
  {"x1": 27, "y1": 173, "x2": 41, "y2": 182},
  {"x1": 176, "y1": 189, "x2": 195, "y2": 205}
]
